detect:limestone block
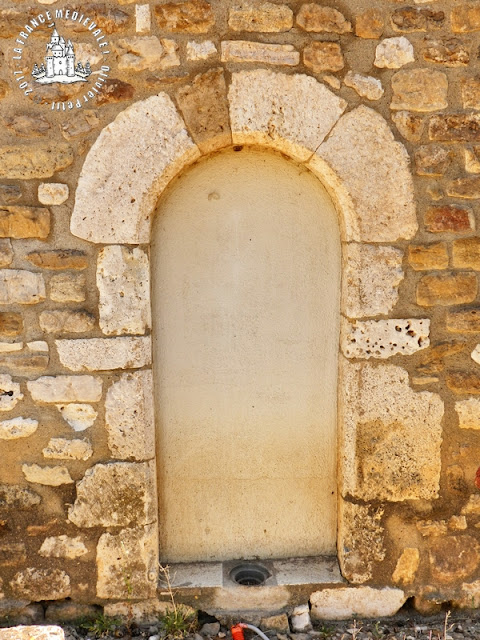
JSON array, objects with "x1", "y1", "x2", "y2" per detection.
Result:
[
  {"x1": 38, "y1": 183, "x2": 69, "y2": 206},
  {"x1": 115, "y1": 37, "x2": 180, "y2": 72},
  {"x1": 96, "y1": 524, "x2": 158, "y2": 599},
  {"x1": 0, "y1": 375, "x2": 23, "y2": 412},
  {"x1": 0, "y1": 627, "x2": 64, "y2": 640},
  {"x1": 104, "y1": 599, "x2": 171, "y2": 623},
  {"x1": 417, "y1": 520, "x2": 447, "y2": 538},
  {"x1": 355, "y1": 9, "x2": 384, "y2": 39},
  {"x1": 452, "y1": 5, "x2": 480, "y2": 33},
  {"x1": 453, "y1": 237, "x2": 480, "y2": 269},
  {"x1": 0, "y1": 484, "x2": 41, "y2": 508},
  {"x1": 415, "y1": 145, "x2": 451, "y2": 175},
  {"x1": 221, "y1": 41, "x2": 299, "y2": 66},
  {"x1": 260, "y1": 615, "x2": 289, "y2": 633},
  {"x1": 342, "y1": 244, "x2": 404, "y2": 318},
  {"x1": 429, "y1": 114, "x2": 480, "y2": 142},
  {"x1": 154, "y1": 0, "x2": 215, "y2": 33},
  {"x1": 392, "y1": 111, "x2": 425, "y2": 143},
  {"x1": 392, "y1": 6, "x2": 444, "y2": 32},
  {"x1": 0, "y1": 342, "x2": 22, "y2": 353},
  {"x1": 0, "y1": 543, "x2": 26, "y2": 566},
  {"x1": 71, "y1": 94, "x2": 199, "y2": 245},
  {"x1": 42, "y1": 438, "x2": 93, "y2": 461},
  {"x1": 10, "y1": 569, "x2": 71, "y2": 601},
  {"x1": 448, "y1": 175, "x2": 480, "y2": 199},
  {"x1": 392, "y1": 548, "x2": 420, "y2": 585},
  {"x1": 26, "y1": 250, "x2": 87, "y2": 271},
  {"x1": 310, "y1": 587, "x2": 406, "y2": 620},
  {"x1": 462, "y1": 495, "x2": 480, "y2": 514},
  {"x1": 22, "y1": 464, "x2": 73, "y2": 486},
  {"x1": 339, "y1": 502, "x2": 385, "y2": 584},
  {"x1": 105, "y1": 371, "x2": 155, "y2": 461},
  {"x1": 136, "y1": 4, "x2": 151, "y2": 33},
  {"x1": 391, "y1": 69, "x2": 448, "y2": 112},
  {"x1": 229, "y1": 70, "x2": 346, "y2": 162},
  {"x1": 425, "y1": 204, "x2": 474, "y2": 233},
  {"x1": 303, "y1": 42, "x2": 344, "y2": 73},
  {"x1": 408, "y1": 243, "x2": 448, "y2": 270},
  {"x1": 463, "y1": 78, "x2": 480, "y2": 109},
  {"x1": 465, "y1": 147, "x2": 480, "y2": 173},
  {"x1": 0, "y1": 313, "x2": 22, "y2": 336},
  {"x1": 423, "y1": 38, "x2": 469, "y2": 66},
  {"x1": 296, "y1": 5, "x2": 351, "y2": 33},
  {"x1": 49, "y1": 274, "x2": 86, "y2": 303},
  {"x1": 56, "y1": 403, "x2": 97, "y2": 432},
  {"x1": 0, "y1": 354, "x2": 48, "y2": 376},
  {"x1": 68, "y1": 461, "x2": 157, "y2": 528},
  {"x1": 449, "y1": 515, "x2": 467, "y2": 530},
  {"x1": 186, "y1": 40, "x2": 217, "y2": 60},
  {"x1": 456, "y1": 398, "x2": 480, "y2": 429},
  {"x1": 311, "y1": 106, "x2": 417, "y2": 242},
  {"x1": 175, "y1": 69, "x2": 232, "y2": 154},
  {"x1": 290, "y1": 605, "x2": 312, "y2": 632},
  {"x1": 229, "y1": 3, "x2": 293, "y2": 32},
  {"x1": 0, "y1": 144, "x2": 73, "y2": 179},
  {"x1": 0, "y1": 270, "x2": 45, "y2": 305},
  {"x1": 55, "y1": 336, "x2": 151, "y2": 372},
  {"x1": 96, "y1": 79, "x2": 135, "y2": 107},
  {"x1": 0, "y1": 206, "x2": 50, "y2": 239},
  {"x1": 429, "y1": 535, "x2": 480, "y2": 584},
  {"x1": 39, "y1": 536, "x2": 88, "y2": 559},
  {"x1": 97, "y1": 245, "x2": 151, "y2": 336},
  {"x1": 341, "y1": 319, "x2": 429, "y2": 359},
  {"x1": 344, "y1": 72, "x2": 384, "y2": 101},
  {"x1": 39, "y1": 310, "x2": 95, "y2": 334},
  {"x1": 0, "y1": 240, "x2": 13, "y2": 267},
  {"x1": 374, "y1": 36, "x2": 415, "y2": 69},
  {"x1": 341, "y1": 361, "x2": 444, "y2": 501},
  {"x1": 27, "y1": 376, "x2": 102, "y2": 404},
  {"x1": 0, "y1": 186, "x2": 20, "y2": 205},
  {"x1": 453, "y1": 580, "x2": 480, "y2": 609},
  {"x1": 0, "y1": 417, "x2": 38, "y2": 440},
  {"x1": 417, "y1": 273, "x2": 477, "y2": 306}
]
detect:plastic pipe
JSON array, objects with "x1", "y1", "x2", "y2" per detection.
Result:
[{"x1": 231, "y1": 623, "x2": 272, "y2": 640}]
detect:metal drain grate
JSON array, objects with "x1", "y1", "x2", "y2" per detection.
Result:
[{"x1": 229, "y1": 563, "x2": 271, "y2": 586}]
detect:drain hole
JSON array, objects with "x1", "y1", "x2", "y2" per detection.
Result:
[{"x1": 230, "y1": 563, "x2": 271, "y2": 586}]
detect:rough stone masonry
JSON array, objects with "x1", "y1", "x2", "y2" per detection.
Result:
[{"x1": 2, "y1": 0, "x2": 480, "y2": 624}]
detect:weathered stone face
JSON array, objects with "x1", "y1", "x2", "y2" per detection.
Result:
[
  {"x1": 10, "y1": 569, "x2": 71, "y2": 600},
  {"x1": 429, "y1": 536, "x2": 480, "y2": 584}
]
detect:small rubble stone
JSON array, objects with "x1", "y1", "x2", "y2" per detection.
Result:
[
  {"x1": 42, "y1": 438, "x2": 93, "y2": 461},
  {"x1": 341, "y1": 318, "x2": 429, "y2": 359},
  {"x1": 303, "y1": 42, "x2": 343, "y2": 72},
  {"x1": 0, "y1": 355, "x2": 49, "y2": 375},
  {"x1": 0, "y1": 417, "x2": 38, "y2": 440},
  {"x1": 456, "y1": 398, "x2": 480, "y2": 429},
  {"x1": 186, "y1": 40, "x2": 217, "y2": 60},
  {"x1": 449, "y1": 515, "x2": 467, "y2": 530},
  {"x1": 465, "y1": 147, "x2": 480, "y2": 173},
  {"x1": 290, "y1": 605, "x2": 312, "y2": 632},
  {"x1": 3, "y1": 114, "x2": 51, "y2": 137},
  {"x1": 221, "y1": 41, "x2": 299, "y2": 66},
  {"x1": 417, "y1": 520, "x2": 448, "y2": 537},
  {"x1": 26, "y1": 250, "x2": 88, "y2": 271},
  {"x1": 355, "y1": 9, "x2": 384, "y2": 39},
  {"x1": 374, "y1": 36, "x2": 415, "y2": 69},
  {"x1": 470, "y1": 344, "x2": 480, "y2": 366},
  {"x1": 154, "y1": 0, "x2": 215, "y2": 33},
  {"x1": 408, "y1": 243, "x2": 448, "y2": 270},
  {"x1": 0, "y1": 627, "x2": 64, "y2": 640},
  {"x1": 56, "y1": 403, "x2": 97, "y2": 432},
  {"x1": 391, "y1": 7, "x2": 445, "y2": 32},
  {"x1": 0, "y1": 185, "x2": 21, "y2": 204},
  {"x1": 95, "y1": 78, "x2": 135, "y2": 106},
  {"x1": 55, "y1": 336, "x2": 152, "y2": 372},
  {"x1": 296, "y1": 5, "x2": 351, "y2": 33},
  {"x1": 39, "y1": 535, "x2": 88, "y2": 559},
  {"x1": 136, "y1": 4, "x2": 151, "y2": 33},
  {"x1": 310, "y1": 587, "x2": 406, "y2": 620},
  {"x1": 0, "y1": 484, "x2": 41, "y2": 508},
  {"x1": 37, "y1": 184, "x2": 69, "y2": 206},
  {"x1": 448, "y1": 175, "x2": 480, "y2": 199},
  {"x1": 60, "y1": 111, "x2": 100, "y2": 140},
  {"x1": 423, "y1": 38, "x2": 469, "y2": 66},
  {"x1": 417, "y1": 273, "x2": 477, "y2": 306},
  {"x1": 0, "y1": 144, "x2": 73, "y2": 180},
  {"x1": 424, "y1": 205, "x2": 474, "y2": 233},
  {"x1": 429, "y1": 113, "x2": 480, "y2": 141},
  {"x1": 391, "y1": 111, "x2": 425, "y2": 142},
  {"x1": 0, "y1": 543, "x2": 26, "y2": 566},
  {"x1": 452, "y1": 5, "x2": 480, "y2": 33},
  {"x1": 0, "y1": 240, "x2": 13, "y2": 267},
  {"x1": 391, "y1": 69, "x2": 448, "y2": 112},
  {"x1": 27, "y1": 375, "x2": 102, "y2": 404},
  {"x1": 392, "y1": 548, "x2": 420, "y2": 585},
  {"x1": 429, "y1": 535, "x2": 480, "y2": 583},
  {"x1": 462, "y1": 78, "x2": 480, "y2": 109},
  {"x1": 415, "y1": 145, "x2": 450, "y2": 175},
  {"x1": 228, "y1": 3, "x2": 293, "y2": 32},
  {"x1": 0, "y1": 342, "x2": 22, "y2": 353},
  {"x1": 115, "y1": 37, "x2": 180, "y2": 72},
  {"x1": 0, "y1": 206, "x2": 50, "y2": 239},
  {"x1": 201, "y1": 622, "x2": 222, "y2": 636},
  {"x1": 0, "y1": 374, "x2": 23, "y2": 411},
  {"x1": 22, "y1": 464, "x2": 73, "y2": 486},
  {"x1": 10, "y1": 569, "x2": 71, "y2": 601},
  {"x1": 447, "y1": 371, "x2": 480, "y2": 394},
  {"x1": 49, "y1": 274, "x2": 86, "y2": 303},
  {"x1": 27, "y1": 342, "x2": 48, "y2": 353},
  {"x1": 344, "y1": 72, "x2": 384, "y2": 100},
  {"x1": 462, "y1": 495, "x2": 480, "y2": 514},
  {"x1": 453, "y1": 237, "x2": 480, "y2": 269},
  {"x1": 39, "y1": 310, "x2": 95, "y2": 334}
]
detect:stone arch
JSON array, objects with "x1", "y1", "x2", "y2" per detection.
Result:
[{"x1": 69, "y1": 68, "x2": 418, "y2": 584}]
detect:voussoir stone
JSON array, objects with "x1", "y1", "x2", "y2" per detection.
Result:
[
  {"x1": 27, "y1": 375, "x2": 102, "y2": 403},
  {"x1": 0, "y1": 206, "x2": 50, "y2": 239},
  {"x1": 71, "y1": 94, "x2": 199, "y2": 244},
  {"x1": 311, "y1": 106, "x2": 417, "y2": 242},
  {"x1": 341, "y1": 361, "x2": 444, "y2": 501},
  {"x1": 228, "y1": 3, "x2": 293, "y2": 32},
  {"x1": 55, "y1": 336, "x2": 151, "y2": 371},
  {"x1": 310, "y1": 587, "x2": 406, "y2": 620},
  {"x1": 0, "y1": 270, "x2": 45, "y2": 305},
  {"x1": 97, "y1": 245, "x2": 151, "y2": 336},
  {"x1": 10, "y1": 568, "x2": 71, "y2": 601},
  {"x1": 0, "y1": 626, "x2": 65, "y2": 640},
  {"x1": 228, "y1": 70, "x2": 346, "y2": 162},
  {"x1": 68, "y1": 461, "x2": 157, "y2": 528},
  {"x1": 341, "y1": 318, "x2": 430, "y2": 359},
  {"x1": 0, "y1": 144, "x2": 73, "y2": 179}
]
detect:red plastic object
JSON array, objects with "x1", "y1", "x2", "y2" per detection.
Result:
[
  {"x1": 231, "y1": 625, "x2": 246, "y2": 640},
  {"x1": 475, "y1": 467, "x2": 480, "y2": 489}
]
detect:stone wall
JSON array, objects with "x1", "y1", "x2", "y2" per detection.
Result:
[{"x1": 1, "y1": 0, "x2": 480, "y2": 620}]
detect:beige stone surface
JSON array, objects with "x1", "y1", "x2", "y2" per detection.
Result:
[
  {"x1": 104, "y1": 599, "x2": 171, "y2": 623},
  {"x1": 471, "y1": 344, "x2": 480, "y2": 366},
  {"x1": 341, "y1": 319, "x2": 429, "y2": 359},
  {"x1": 136, "y1": 4, "x2": 151, "y2": 33},
  {"x1": 27, "y1": 376, "x2": 102, "y2": 404},
  {"x1": 310, "y1": 587, "x2": 406, "y2": 620},
  {"x1": 429, "y1": 535, "x2": 480, "y2": 584},
  {"x1": 0, "y1": 627, "x2": 64, "y2": 640},
  {"x1": 374, "y1": 36, "x2": 415, "y2": 68},
  {"x1": 10, "y1": 569, "x2": 71, "y2": 601},
  {"x1": 105, "y1": 371, "x2": 155, "y2": 461},
  {"x1": 391, "y1": 69, "x2": 448, "y2": 112},
  {"x1": 0, "y1": 270, "x2": 45, "y2": 305},
  {"x1": 42, "y1": 438, "x2": 93, "y2": 461},
  {"x1": 0, "y1": 240, "x2": 13, "y2": 268},
  {"x1": 408, "y1": 243, "x2": 449, "y2": 270},
  {"x1": 0, "y1": 417, "x2": 38, "y2": 440},
  {"x1": 228, "y1": 3, "x2": 293, "y2": 32},
  {"x1": 342, "y1": 244, "x2": 404, "y2": 318},
  {"x1": 228, "y1": 70, "x2": 346, "y2": 161},
  {"x1": 37, "y1": 184, "x2": 69, "y2": 206},
  {"x1": 296, "y1": 5, "x2": 351, "y2": 33},
  {"x1": 186, "y1": 40, "x2": 217, "y2": 60},
  {"x1": 392, "y1": 111, "x2": 425, "y2": 142},
  {"x1": 0, "y1": 206, "x2": 50, "y2": 239},
  {"x1": 344, "y1": 72, "x2": 384, "y2": 100},
  {"x1": 341, "y1": 361, "x2": 444, "y2": 501},
  {"x1": 221, "y1": 40, "x2": 299, "y2": 66},
  {"x1": 0, "y1": 342, "x2": 22, "y2": 353},
  {"x1": 22, "y1": 464, "x2": 73, "y2": 486},
  {"x1": 71, "y1": 94, "x2": 199, "y2": 245},
  {"x1": 39, "y1": 536, "x2": 88, "y2": 560},
  {"x1": 417, "y1": 273, "x2": 477, "y2": 306},
  {"x1": 68, "y1": 461, "x2": 157, "y2": 528},
  {"x1": 115, "y1": 37, "x2": 180, "y2": 72},
  {"x1": 154, "y1": 0, "x2": 215, "y2": 33},
  {"x1": 56, "y1": 403, "x2": 97, "y2": 432},
  {"x1": 356, "y1": 9, "x2": 384, "y2": 38},
  {"x1": 55, "y1": 336, "x2": 151, "y2": 372},
  {"x1": 26, "y1": 250, "x2": 87, "y2": 271},
  {"x1": 39, "y1": 310, "x2": 95, "y2": 334},
  {"x1": 462, "y1": 495, "x2": 480, "y2": 515},
  {"x1": 0, "y1": 144, "x2": 73, "y2": 179},
  {"x1": 0, "y1": 484, "x2": 41, "y2": 508},
  {"x1": 97, "y1": 246, "x2": 151, "y2": 336},
  {"x1": 0, "y1": 374, "x2": 22, "y2": 412},
  {"x1": 49, "y1": 274, "x2": 86, "y2": 303},
  {"x1": 392, "y1": 548, "x2": 420, "y2": 585},
  {"x1": 456, "y1": 397, "x2": 480, "y2": 429},
  {"x1": 452, "y1": 5, "x2": 480, "y2": 33},
  {"x1": 96, "y1": 525, "x2": 157, "y2": 599},
  {"x1": 303, "y1": 42, "x2": 344, "y2": 73},
  {"x1": 339, "y1": 502, "x2": 385, "y2": 584},
  {"x1": 311, "y1": 106, "x2": 416, "y2": 242}
]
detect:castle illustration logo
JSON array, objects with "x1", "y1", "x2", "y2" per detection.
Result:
[{"x1": 32, "y1": 23, "x2": 91, "y2": 85}]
